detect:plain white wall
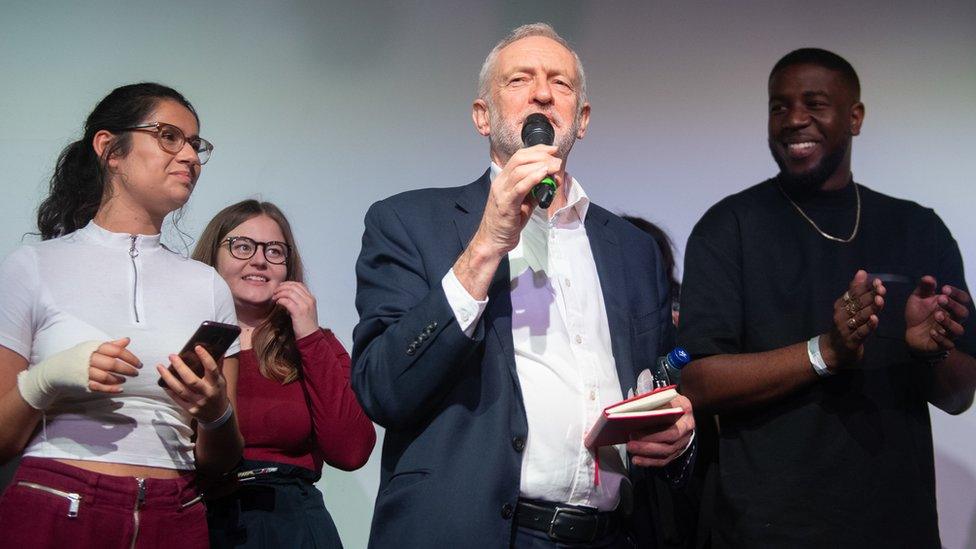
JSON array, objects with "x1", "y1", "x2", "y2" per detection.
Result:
[{"x1": 1, "y1": 2, "x2": 973, "y2": 547}]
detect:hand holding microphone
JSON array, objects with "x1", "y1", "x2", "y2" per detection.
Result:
[{"x1": 453, "y1": 114, "x2": 562, "y2": 300}]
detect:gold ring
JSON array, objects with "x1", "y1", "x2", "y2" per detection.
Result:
[
  {"x1": 847, "y1": 318, "x2": 858, "y2": 330},
  {"x1": 843, "y1": 291, "x2": 851, "y2": 301}
]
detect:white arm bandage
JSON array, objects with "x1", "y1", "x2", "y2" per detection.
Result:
[{"x1": 16, "y1": 340, "x2": 102, "y2": 410}]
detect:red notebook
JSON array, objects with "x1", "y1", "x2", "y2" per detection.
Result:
[{"x1": 584, "y1": 385, "x2": 684, "y2": 448}]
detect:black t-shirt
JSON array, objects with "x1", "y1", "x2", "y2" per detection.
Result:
[{"x1": 678, "y1": 179, "x2": 975, "y2": 548}]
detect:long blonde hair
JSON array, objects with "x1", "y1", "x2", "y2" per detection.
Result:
[{"x1": 193, "y1": 200, "x2": 305, "y2": 384}]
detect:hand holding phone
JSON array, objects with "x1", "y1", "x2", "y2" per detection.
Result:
[{"x1": 157, "y1": 321, "x2": 241, "y2": 388}]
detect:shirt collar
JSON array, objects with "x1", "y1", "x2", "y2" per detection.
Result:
[{"x1": 78, "y1": 220, "x2": 163, "y2": 251}]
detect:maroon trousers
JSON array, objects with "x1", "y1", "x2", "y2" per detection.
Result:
[{"x1": 0, "y1": 457, "x2": 207, "y2": 549}]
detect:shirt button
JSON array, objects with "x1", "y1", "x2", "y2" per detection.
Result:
[
  {"x1": 512, "y1": 436, "x2": 525, "y2": 452},
  {"x1": 575, "y1": 334, "x2": 582, "y2": 344},
  {"x1": 501, "y1": 503, "x2": 514, "y2": 519},
  {"x1": 565, "y1": 278, "x2": 571, "y2": 287},
  {"x1": 589, "y1": 390, "x2": 596, "y2": 401}
]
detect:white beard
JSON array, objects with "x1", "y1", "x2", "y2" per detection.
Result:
[{"x1": 487, "y1": 102, "x2": 581, "y2": 162}]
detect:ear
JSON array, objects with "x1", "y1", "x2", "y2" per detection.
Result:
[
  {"x1": 849, "y1": 101, "x2": 864, "y2": 136},
  {"x1": 575, "y1": 102, "x2": 591, "y2": 139},
  {"x1": 472, "y1": 98, "x2": 491, "y2": 137},
  {"x1": 92, "y1": 130, "x2": 118, "y2": 166}
]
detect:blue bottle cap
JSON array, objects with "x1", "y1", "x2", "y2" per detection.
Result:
[{"x1": 667, "y1": 347, "x2": 691, "y2": 369}]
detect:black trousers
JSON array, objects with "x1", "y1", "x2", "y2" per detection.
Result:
[
  {"x1": 206, "y1": 459, "x2": 343, "y2": 549},
  {"x1": 513, "y1": 524, "x2": 636, "y2": 548}
]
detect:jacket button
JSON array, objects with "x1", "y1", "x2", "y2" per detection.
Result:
[
  {"x1": 418, "y1": 333, "x2": 429, "y2": 341},
  {"x1": 512, "y1": 436, "x2": 525, "y2": 452},
  {"x1": 501, "y1": 503, "x2": 514, "y2": 519},
  {"x1": 426, "y1": 322, "x2": 438, "y2": 333},
  {"x1": 406, "y1": 346, "x2": 416, "y2": 356}
]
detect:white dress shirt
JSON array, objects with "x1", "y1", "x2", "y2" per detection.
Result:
[{"x1": 442, "y1": 164, "x2": 629, "y2": 510}]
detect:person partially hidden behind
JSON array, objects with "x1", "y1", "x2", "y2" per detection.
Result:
[
  {"x1": 678, "y1": 48, "x2": 975, "y2": 548},
  {"x1": 194, "y1": 200, "x2": 375, "y2": 548},
  {"x1": 352, "y1": 23, "x2": 695, "y2": 549}
]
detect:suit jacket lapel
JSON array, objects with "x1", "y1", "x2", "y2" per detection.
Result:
[
  {"x1": 453, "y1": 172, "x2": 518, "y2": 378},
  {"x1": 585, "y1": 208, "x2": 635, "y2": 398}
]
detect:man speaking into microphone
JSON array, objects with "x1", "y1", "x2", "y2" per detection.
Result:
[{"x1": 352, "y1": 23, "x2": 695, "y2": 548}]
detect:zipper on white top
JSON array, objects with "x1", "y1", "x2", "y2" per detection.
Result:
[{"x1": 128, "y1": 235, "x2": 142, "y2": 324}]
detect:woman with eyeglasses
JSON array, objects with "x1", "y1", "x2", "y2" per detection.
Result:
[
  {"x1": 0, "y1": 83, "x2": 242, "y2": 548},
  {"x1": 193, "y1": 200, "x2": 375, "y2": 549}
]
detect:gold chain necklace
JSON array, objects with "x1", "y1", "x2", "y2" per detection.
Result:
[{"x1": 777, "y1": 181, "x2": 861, "y2": 243}]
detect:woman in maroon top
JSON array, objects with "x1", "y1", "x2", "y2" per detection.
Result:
[{"x1": 193, "y1": 200, "x2": 375, "y2": 548}]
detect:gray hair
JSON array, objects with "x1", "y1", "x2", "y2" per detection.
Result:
[{"x1": 477, "y1": 22, "x2": 588, "y2": 111}]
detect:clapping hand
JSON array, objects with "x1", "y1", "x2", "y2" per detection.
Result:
[
  {"x1": 823, "y1": 270, "x2": 886, "y2": 369},
  {"x1": 905, "y1": 276, "x2": 970, "y2": 355}
]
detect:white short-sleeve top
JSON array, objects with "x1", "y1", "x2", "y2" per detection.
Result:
[{"x1": 0, "y1": 221, "x2": 239, "y2": 470}]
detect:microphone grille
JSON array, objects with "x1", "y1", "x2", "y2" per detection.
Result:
[{"x1": 521, "y1": 114, "x2": 555, "y2": 147}]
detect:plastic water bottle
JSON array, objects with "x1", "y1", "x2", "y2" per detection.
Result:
[{"x1": 651, "y1": 347, "x2": 691, "y2": 389}]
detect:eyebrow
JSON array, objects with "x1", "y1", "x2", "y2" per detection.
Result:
[
  {"x1": 769, "y1": 90, "x2": 830, "y2": 102},
  {"x1": 503, "y1": 64, "x2": 572, "y2": 78}
]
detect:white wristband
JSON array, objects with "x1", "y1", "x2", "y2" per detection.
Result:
[
  {"x1": 807, "y1": 336, "x2": 833, "y2": 377},
  {"x1": 17, "y1": 340, "x2": 101, "y2": 410},
  {"x1": 197, "y1": 403, "x2": 233, "y2": 431}
]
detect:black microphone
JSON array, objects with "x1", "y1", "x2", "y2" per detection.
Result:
[{"x1": 521, "y1": 113, "x2": 557, "y2": 208}]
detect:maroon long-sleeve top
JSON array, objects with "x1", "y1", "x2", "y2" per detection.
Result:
[{"x1": 236, "y1": 328, "x2": 376, "y2": 472}]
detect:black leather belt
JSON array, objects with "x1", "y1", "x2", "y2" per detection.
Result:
[{"x1": 515, "y1": 499, "x2": 620, "y2": 544}]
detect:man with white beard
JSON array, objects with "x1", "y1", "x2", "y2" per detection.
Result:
[{"x1": 352, "y1": 23, "x2": 696, "y2": 548}]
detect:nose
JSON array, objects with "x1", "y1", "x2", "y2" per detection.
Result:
[
  {"x1": 176, "y1": 140, "x2": 202, "y2": 166},
  {"x1": 532, "y1": 79, "x2": 553, "y2": 105},
  {"x1": 249, "y1": 246, "x2": 269, "y2": 267},
  {"x1": 783, "y1": 105, "x2": 811, "y2": 129}
]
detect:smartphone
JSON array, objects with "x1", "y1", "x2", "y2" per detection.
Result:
[{"x1": 157, "y1": 321, "x2": 241, "y2": 388}]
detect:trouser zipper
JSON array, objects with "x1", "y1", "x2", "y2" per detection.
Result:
[
  {"x1": 130, "y1": 477, "x2": 146, "y2": 549},
  {"x1": 17, "y1": 481, "x2": 81, "y2": 518}
]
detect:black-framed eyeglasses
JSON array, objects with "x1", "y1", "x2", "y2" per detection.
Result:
[
  {"x1": 222, "y1": 236, "x2": 291, "y2": 264},
  {"x1": 121, "y1": 122, "x2": 214, "y2": 165}
]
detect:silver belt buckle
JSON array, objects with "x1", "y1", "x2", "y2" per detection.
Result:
[{"x1": 547, "y1": 505, "x2": 595, "y2": 543}]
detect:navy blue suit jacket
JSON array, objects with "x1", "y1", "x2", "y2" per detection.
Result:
[{"x1": 352, "y1": 171, "x2": 676, "y2": 548}]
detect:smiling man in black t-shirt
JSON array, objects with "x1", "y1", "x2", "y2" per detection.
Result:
[{"x1": 678, "y1": 48, "x2": 976, "y2": 548}]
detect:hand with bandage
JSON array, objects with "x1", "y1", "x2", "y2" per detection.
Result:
[{"x1": 16, "y1": 338, "x2": 141, "y2": 410}]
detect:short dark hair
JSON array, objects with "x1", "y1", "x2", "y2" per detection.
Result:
[{"x1": 769, "y1": 48, "x2": 860, "y2": 100}]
